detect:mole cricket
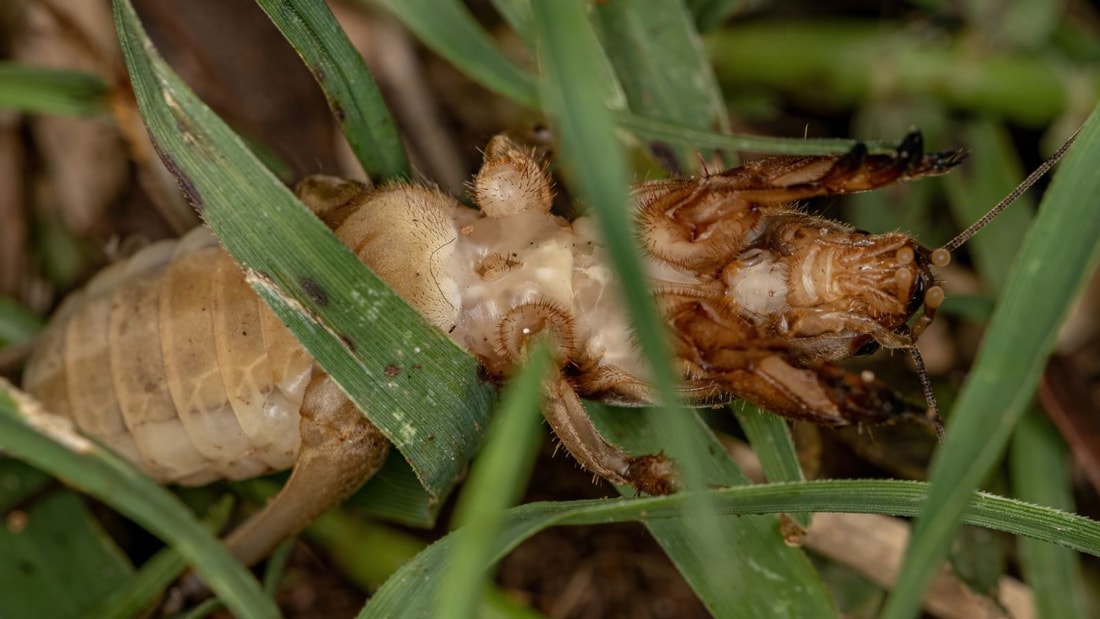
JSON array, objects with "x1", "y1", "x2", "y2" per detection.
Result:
[{"x1": 20, "y1": 127, "x2": 1076, "y2": 566}]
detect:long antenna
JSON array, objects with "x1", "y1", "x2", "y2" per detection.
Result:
[
  {"x1": 939, "y1": 129, "x2": 1081, "y2": 254},
  {"x1": 908, "y1": 346, "x2": 944, "y2": 439}
]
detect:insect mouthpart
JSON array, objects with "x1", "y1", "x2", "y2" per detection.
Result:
[{"x1": 896, "y1": 245, "x2": 944, "y2": 342}]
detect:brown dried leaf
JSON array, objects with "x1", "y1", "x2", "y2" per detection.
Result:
[
  {"x1": 0, "y1": 111, "x2": 28, "y2": 296},
  {"x1": 12, "y1": 0, "x2": 128, "y2": 235}
]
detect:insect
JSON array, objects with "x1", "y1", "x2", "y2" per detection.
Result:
[{"x1": 21, "y1": 128, "x2": 1072, "y2": 567}]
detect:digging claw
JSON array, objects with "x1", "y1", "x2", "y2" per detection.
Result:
[{"x1": 626, "y1": 453, "x2": 680, "y2": 495}]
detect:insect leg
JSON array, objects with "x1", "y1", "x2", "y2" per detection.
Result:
[
  {"x1": 544, "y1": 369, "x2": 677, "y2": 496},
  {"x1": 723, "y1": 355, "x2": 934, "y2": 431},
  {"x1": 713, "y1": 130, "x2": 966, "y2": 200},
  {"x1": 221, "y1": 371, "x2": 390, "y2": 566}
]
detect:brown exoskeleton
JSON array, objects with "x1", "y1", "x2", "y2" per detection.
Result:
[{"x1": 26, "y1": 127, "x2": 1067, "y2": 567}]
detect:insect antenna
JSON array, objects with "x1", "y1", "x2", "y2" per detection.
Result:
[
  {"x1": 911, "y1": 128, "x2": 1081, "y2": 440},
  {"x1": 907, "y1": 345, "x2": 944, "y2": 439},
  {"x1": 937, "y1": 128, "x2": 1081, "y2": 258}
]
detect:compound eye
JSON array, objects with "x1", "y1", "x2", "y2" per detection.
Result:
[
  {"x1": 906, "y1": 271, "x2": 929, "y2": 315},
  {"x1": 853, "y1": 338, "x2": 881, "y2": 357}
]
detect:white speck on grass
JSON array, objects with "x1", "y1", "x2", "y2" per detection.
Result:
[
  {"x1": 746, "y1": 558, "x2": 783, "y2": 582},
  {"x1": 399, "y1": 422, "x2": 417, "y2": 442}
]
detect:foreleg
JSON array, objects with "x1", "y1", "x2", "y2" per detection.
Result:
[
  {"x1": 721, "y1": 355, "x2": 938, "y2": 432},
  {"x1": 544, "y1": 369, "x2": 677, "y2": 496}
]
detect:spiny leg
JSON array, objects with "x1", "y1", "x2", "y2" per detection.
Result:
[
  {"x1": 721, "y1": 355, "x2": 938, "y2": 433},
  {"x1": 714, "y1": 129, "x2": 967, "y2": 199},
  {"x1": 544, "y1": 368, "x2": 677, "y2": 496},
  {"x1": 633, "y1": 131, "x2": 965, "y2": 272}
]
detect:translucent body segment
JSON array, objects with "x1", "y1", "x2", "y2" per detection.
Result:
[
  {"x1": 22, "y1": 315, "x2": 71, "y2": 418},
  {"x1": 212, "y1": 255, "x2": 300, "y2": 470},
  {"x1": 255, "y1": 292, "x2": 311, "y2": 463},
  {"x1": 62, "y1": 290, "x2": 144, "y2": 464},
  {"x1": 159, "y1": 231, "x2": 268, "y2": 480},
  {"x1": 109, "y1": 273, "x2": 211, "y2": 483}
]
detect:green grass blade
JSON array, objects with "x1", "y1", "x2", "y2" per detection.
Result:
[
  {"x1": 685, "y1": 0, "x2": 745, "y2": 32},
  {"x1": 0, "y1": 64, "x2": 109, "y2": 116},
  {"x1": 113, "y1": 0, "x2": 493, "y2": 500},
  {"x1": 733, "y1": 404, "x2": 809, "y2": 527},
  {"x1": 1011, "y1": 411, "x2": 1089, "y2": 619},
  {"x1": 369, "y1": 0, "x2": 539, "y2": 107},
  {"x1": 532, "y1": 3, "x2": 833, "y2": 615},
  {"x1": 88, "y1": 496, "x2": 234, "y2": 619},
  {"x1": 489, "y1": 0, "x2": 534, "y2": 43},
  {"x1": 0, "y1": 483, "x2": 132, "y2": 619},
  {"x1": 881, "y1": 108, "x2": 1100, "y2": 619},
  {"x1": 592, "y1": 0, "x2": 728, "y2": 168},
  {"x1": 438, "y1": 346, "x2": 550, "y2": 619},
  {"x1": 532, "y1": 0, "x2": 679, "y2": 493},
  {"x1": 362, "y1": 479, "x2": 1100, "y2": 617},
  {"x1": 344, "y1": 453, "x2": 441, "y2": 527},
  {"x1": 0, "y1": 382, "x2": 278, "y2": 619},
  {"x1": 590, "y1": 404, "x2": 833, "y2": 616},
  {"x1": 943, "y1": 120, "x2": 1085, "y2": 615},
  {"x1": 253, "y1": 0, "x2": 409, "y2": 182},
  {"x1": 0, "y1": 294, "x2": 44, "y2": 347},
  {"x1": 616, "y1": 111, "x2": 899, "y2": 154},
  {"x1": 89, "y1": 550, "x2": 186, "y2": 619}
]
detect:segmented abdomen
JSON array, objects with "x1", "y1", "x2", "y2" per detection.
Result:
[{"x1": 22, "y1": 227, "x2": 309, "y2": 485}]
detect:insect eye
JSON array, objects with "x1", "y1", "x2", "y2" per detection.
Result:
[
  {"x1": 853, "y1": 338, "x2": 881, "y2": 357},
  {"x1": 906, "y1": 272, "x2": 928, "y2": 315}
]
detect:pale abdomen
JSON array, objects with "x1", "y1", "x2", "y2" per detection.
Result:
[{"x1": 22, "y1": 227, "x2": 309, "y2": 485}]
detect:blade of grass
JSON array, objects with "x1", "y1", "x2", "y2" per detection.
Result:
[
  {"x1": 532, "y1": 3, "x2": 834, "y2": 615},
  {"x1": 488, "y1": 0, "x2": 534, "y2": 43},
  {"x1": 0, "y1": 64, "x2": 109, "y2": 116},
  {"x1": 0, "y1": 488, "x2": 132, "y2": 619},
  {"x1": 367, "y1": 0, "x2": 539, "y2": 107},
  {"x1": 532, "y1": 0, "x2": 681, "y2": 494},
  {"x1": 592, "y1": 0, "x2": 728, "y2": 168},
  {"x1": 253, "y1": 0, "x2": 409, "y2": 182},
  {"x1": 90, "y1": 551, "x2": 186, "y2": 619},
  {"x1": 114, "y1": 0, "x2": 494, "y2": 501},
  {"x1": 488, "y1": 0, "x2": 625, "y2": 109},
  {"x1": 732, "y1": 404, "x2": 809, "y2": 527},
  {"x1": 1011, "y1": 410, "x2": 1089, "y2": 619},
  {"x1": 943, "y1": 120, "x2": 1085, "y2": 615},
  {"x1": 88, "y1": 496, "x2": 234, "y2": 619},
  {"x1": 362, "y1": 478, "x2": 1100, "y2": 617},
  {"x1": 589, "y1": 404, "x2": 833, "y2": 616},
  {"x1": 311, "y1": 512, "x2": 550, "y2": 619},
  {"x1": 616, "y1": 111, "x2": 900, "y2": 154},
  {"x1": 438, "y1": 345, "x2": 550, "y2": 619},
  {"x1": 0, "y1": 382, "x2": 277, "y2": 619},
  {"x1": 686, "y1": 0, "x2": 747, "y2": 33},
  {"x1": 343, "y1": 452, "x2": 442, "y2": 527},
  {"x1": 881, "y1": 108, "x2": 1100, "y2": 619},
  {"x1": 0, "y1": 294, "x2": 44, "y2": 347}
]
